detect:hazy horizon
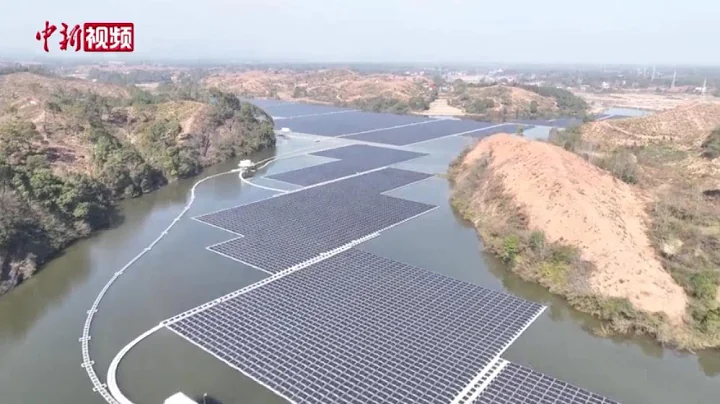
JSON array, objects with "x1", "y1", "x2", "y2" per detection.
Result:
[{"x1": 2, "y1": 0, "x2": 718, "y2": 65}]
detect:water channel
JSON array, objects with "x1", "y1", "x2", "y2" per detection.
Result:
[{"x1": 0, "y1": 134, "x2": 718, "y2": 404}]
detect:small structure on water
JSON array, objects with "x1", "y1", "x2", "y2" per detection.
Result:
[
  {"x1": 281, "y1": 127, "x2": 291, "y2": 133},
  {"x1": 164, "y1": 392, "x2": 197, "y2": 404},
  {"x1": 238, "y1": 159, "x2": 254, "y2": 169}
]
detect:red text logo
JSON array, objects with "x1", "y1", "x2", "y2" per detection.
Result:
[{"x1": 35, "y1": 21, "x2": 134, "y2": 53}]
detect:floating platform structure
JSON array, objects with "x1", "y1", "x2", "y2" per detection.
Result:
[{"x1": 164, "y1": 392, "x2": 197, "y2": 404}]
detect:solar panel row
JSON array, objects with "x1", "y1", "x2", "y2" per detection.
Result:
[
  {"x1": 268, "y1": 145, "x2": 428, "y2": 186},
  {"x1": 280, "y1": 111, "x2": 433, "y2": 137},
  {"x1": 168, "y1": 249, "x2": 546, "y2": 404},
  {"x1": 182, "y1": 110, "x2": 621, "y2": 403},
  {"x1": 474, "y1": 361, "x2": 619, "y2": 404},
  {"x1": 198, "y1": 168, "x2": 436, "y2": 272},
  {"x1": 344, "y1": 119, "x2": 494, "y2": 146}
]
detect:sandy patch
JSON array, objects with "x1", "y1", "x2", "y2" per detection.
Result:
[
  {"x1": 419, "y1": 98, "x2": 465, "y2": 116},
  {"x1": 464, "y1": 134, "x2": 688, "y2": 323}
]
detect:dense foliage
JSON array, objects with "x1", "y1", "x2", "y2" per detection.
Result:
[
  {"x1": 348, "y1": 96, "x2": 410, "y2": 114},
  {"x1": 701, "y1": 127, "x2": 720, "y2": 159},
  {"x1": 518, "y1": 85, "x2": 589, "y2": 116},
  {"x1": 0, "y1": 81, "x2": 275, "y2": 295},
  {"x1": 0, "y1": 121, "x2": 113, "y2": 292}
]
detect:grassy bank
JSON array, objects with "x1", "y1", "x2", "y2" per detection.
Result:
[{"x1": 447, "y1": 143, "x2": 720, "y2": 350}]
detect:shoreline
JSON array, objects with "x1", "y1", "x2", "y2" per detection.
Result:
[
  {"x1": 0, "y1": 143, "x2": 276, "y2": 299},
  {"x1": 447, "y1": 137, "x2": 719, "y2": 351}
]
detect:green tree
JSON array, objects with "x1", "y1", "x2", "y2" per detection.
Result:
[
  {"x1": 701, "y1": 128, "x2": 720, "y2": 159},
  {"x1": 292, "y1": 86, "x2": 308, "y2": 98},
  {"x1": 0, "y1": 120, "x2": 40, "y2": 164},
  {"x1": 529, "y1": 100, "x2": 539, "y2": 114}
]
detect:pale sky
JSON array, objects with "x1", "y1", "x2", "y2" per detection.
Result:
[{"x1": 1, "y1": 0, "x2": 718, "y2": 65}]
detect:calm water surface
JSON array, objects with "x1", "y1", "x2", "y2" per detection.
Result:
[{"x1": 0, "y1": 134, "x2": 718, "y2": 404}]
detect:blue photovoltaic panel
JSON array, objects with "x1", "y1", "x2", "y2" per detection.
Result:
[
  {"x1": 475, "y1": 361, "x2": 620, "y2": 404},
  {"x1": 268, "y1": 145, "x2": 428, "y2": 186},
  {"x1": 277, "y1": 111, "x2": 432, "y2": 136},
  {"x1": 266, "y1": 104, "x2": 352, "y2": 118},
  {"x1": 343, "y1": 119, "x2": 495, "y2": 146},
  {"x1": 311, "y1": 144, "x2": 426, "y2": 163},
  {"x1": 168, "y1": 248, "x2": 546, "y2": 404},
  {"x1": 198, "y1": 168, "x2": 436, "y2": 272}
]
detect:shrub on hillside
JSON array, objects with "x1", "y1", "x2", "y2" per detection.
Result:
[
  {"x1": 594, "y1": 148, "x2": 639, "y2": 184},
  {"x1": 701, "y1": 128, "x2": 720, "y2": 159}
]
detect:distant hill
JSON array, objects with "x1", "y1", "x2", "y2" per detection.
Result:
[
  {"x1": 203, "y1": 69, "x2": 437, "y2": 114},
  {"x1": 446, "y1": 83, "x2": 588, "y2": 120},
  {"x1": 0, "y1": 72, "x2": 275, "y2": 297}
]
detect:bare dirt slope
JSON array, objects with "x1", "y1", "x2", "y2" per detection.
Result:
[
  {"x1": 459, "y1": 134, "x2": 688, "y2": 323},
  {"x1": 420, "y1": 98, "x2": 464, "y2": 116},
  {"x1": 583, "y1": 103, "x2": 720, "y2": 148},
  {"x1": 576, "y1": 90, "x2": 720, "y2": 112}
]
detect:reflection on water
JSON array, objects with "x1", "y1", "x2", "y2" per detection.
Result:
[{"x1": 0, "y1": 244, "x2": 91, "y2": 342}]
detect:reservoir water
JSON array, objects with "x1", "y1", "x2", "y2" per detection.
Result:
[{"x1": 0, "y1": 134, "x2": 718, "y2": 404}]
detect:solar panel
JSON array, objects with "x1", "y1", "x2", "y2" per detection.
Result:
[
  {"x1": 278, "y1": 111, "x2": 432, "y2": 137},
  {"x1": 267, "y1": 104, "x2": 352, "y2": 118},
  {"x1": 474, "y1": 360, "x2": 620, "y2": 404},
  {"x1": 167, "y1": 249, "x2": 546, "y2": 404},
  {"x1": 268, "y1": 145, "x2": 428, "y2": 186},
  {"x1": 343, "y1": 119, "x2": 495, "y2": 146},
  {"x1": 197, "y1": 168, "x2": 436, "y2": 272}
]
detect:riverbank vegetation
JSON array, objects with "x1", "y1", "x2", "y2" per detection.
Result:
[
  {"x1": 449, "y1": 105, "x2": 720, "y2": 349},
  {"x1": 0, "y1": 72, "x2": 276, "y2": 296}
]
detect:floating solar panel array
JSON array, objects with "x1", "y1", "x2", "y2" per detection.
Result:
[
  {"x1": 277, "y1": 111, "x2": 433, "y2": 136},
  {"x1": 342, "y1": 119, "x2": 495, "y2": 146},
  {"x1": 268, "y1": 145, "x2": 428, "y2": 186},
  {"x1": 167, "y1": 249, "x2": 546, "y2": 404},
  {"x1": 474, "y1": 360, "x2": 619, "y2": 404},
  {"x1": 197, "y1": 168, "x2": 435, "y2": 273},
  {"x1": 182, "y1": 111, "x2": 623, "y2": 404}
]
